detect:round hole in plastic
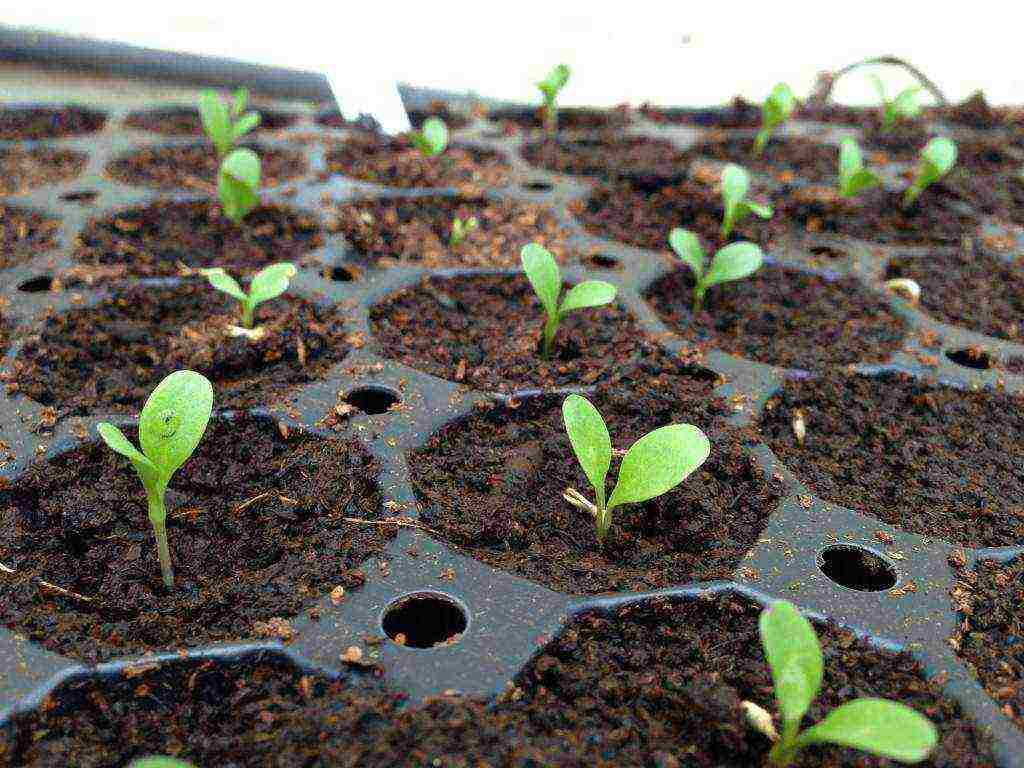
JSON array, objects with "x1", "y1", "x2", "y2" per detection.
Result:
[
  {"x1": 946, "y1": 348, "x2": 992, "y2": 370},
  {"x1": 382, "y1": 592, "x2": 468, "y2": 648},
  {"x1": 344, "y1": 386, "x2": 399, "y2": 414},
  {"x1": 818, "y1": 545, "x2": 897, "y2": 592},
  {"x1": 18, "y1": 275, "x2": 54, "y2": 293}
]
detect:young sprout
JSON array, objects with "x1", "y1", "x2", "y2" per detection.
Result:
[
  {"x1": 97, "y1": 371, "x2": 214, "y2": 589},
  {"x1": 903, "y1": 137, "x2": 957, "y2": 208},
  {"x1": 200, "y1": 262, "x2": 297, "y2": 329},
  {"x1": 870, "y1": 74, "x2": 923, "y2": 131},
  {"x1": 410, "y1": 116, "x2": 449, "y2": 157},
  {"x1": 837, "y1": 137, "x2": 881, "y2": 198},
  {"x1": 129, "y1": 758, "x2": 197, "y2": 768},
  {"x1": 749, "y1": 600, "x2": 937, "y2": 766},
  {"x1": 449, "y1": 216, "x2": 479, "y2": 247},
  {"x1": 669, "y1": 228, "x2": 763, "y2": 313},
  {"x1": 720, "y1": 164, "x2": 773, "y2": 239},
  {"x1": 218, "y1": 147, "x2": 261, "y2": 225},
  {"x1": 199, "y1": 87, "x2": 261, "y2": 159},
  {"x1": 536, "y1": 64, "x2": 571, "y2": 136},
  {"x1": 562, "y1": 394, "x2": 709, "y2": 544},
  {"x1": 520, "y1": 243, "x2": 616, "y2": 358},
  {"x1": 754, "y1": 83, "x2": 797, "y2": 155}
]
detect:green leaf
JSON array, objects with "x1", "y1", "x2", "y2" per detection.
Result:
[
  {"x1": 562, "y1": 394, "x2": 611, "y2": 506},
  {"x1": 869, "y1": 73, "x2": 888, "y2": 103},
  {"x1": 97, "y1": 423, "x2": 157, "y2": 474},
  {"x1": 559, "y1": 280, "x2": 616, "y2": 316},
  {"x1": 669, "y1": 228, "x2": 705, "y2": 279},
  {"x1": 721, "y1": 164, "x2": 750, "y2": 209},
  {"x1": 743, "y1": 200, "x2": 773, "y2": 219},
  {"x1": 521, "y1": 243, "x2": 562, "y2": 319},
  {"x1": 763, "y1": 82, "x2": 796, "y2": 128},
  {"x1": 845, "y1": 168, "x2": 881, "y2": 197},
  {"x1": 922, "y1": 137, "x2": 957, "y2": 178},
  {"x1": 199, "y1": 90, "x2": 232, "y2": 157},
  {"x1": 231, "y1": 111, "x2": 261, "y2": 142},
  {"x1": 759, "y1": 601, "x2": 823, "y2": 728},
  {"x1": 138, "y1": 371, "x2": 214, "y2": 482},
  {"x1": 795, "y1": 698, "x2": 938, "y2": 763},
  {"x1": 417, "y1": 117, "x2": 449, "y2": 156},
  {"x1": 892, "y1": 87, "x2": 923, "y2": 120},
  {"x1": 703, "y1": 242, "x2": 763, "y2": 289},
  {"x1": 839, "y1": 138, "x2": 864, "y2": 180},
  {"x1": 199, "y1": 267, "x2": 247, "y2": 302},
  {"x1": 129, "y1": 757, "x2": 198, "y2": 768},
  {"x1": 219, "y1": 148, "x2": 261, "y2": 224},
  {"x1": 232, "y1": 87, "x2": 249, "y2": 117},
  {"x1": 249, "y1": 262, "x2": 297, "y2": 306},
  {"x1": 538, "y1": 64, "x2": 571, "y2": 99},
  {"x1": 607, "y1": 424, "x2": 710, "y2": 511}
]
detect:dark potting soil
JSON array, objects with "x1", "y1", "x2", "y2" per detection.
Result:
[
  {"x1": 640, "y1": 97, "x2": 761, "y2": 128},
  {"x1": 124, "y1": 106, "x2": 298, "y2": 135},
  {"x1": 0, "y1": 413, "x2": 387, "y2": 663},
  {"x1": 487, "y1": 105, "x2": 631, "y2": 131},
  {"x1": 794, "y1": 103, "x2": 880, "y2": 127},
  {"x1": 681, "y1": 135, "x2": 841, "y2": 185},
  {"x1": 520, "y1": 135, "x2": 689, "y2": 186},
  {"x1": 646, "y1": 264, "x2": 907, "y2": 371},
  {"x1": 935, "y1": 92, "x2": 1021, "y2": 129},
  {"x1": 72, "y1": 200, "x2": 324, "y2": 279},
  {"x1": 0, "y1": 594, "x2": 995, "y2": 767},
  {"x1": 325, "y1": 135, "x2": 511, "y2": 189},
  {"x1": 0, "y1": 106, "x2": 106, "y2": 140},
  {"x1": 324, "y1": 194, "x2": 579, "y2": 269},
  {"x1": 759, "y1": 370, "x2": 1024, "y2": 547},
  {"x1": 0, "y1": 147, "x2": 86, "y2": 194},
  {"x1": 411, "y1": 360, "x2": 782, "y2": 594},
  {"x1": 369, "y1": 272, "x2": 647, "y2": 393},
  {"x1": 9, "y1": 281, "x2": 352, "y2": 417},
  {"x1": 106, "y1": 142, "x2": 308, "y2": 191},
  {"x1": 949, "y1": 556, "x2": 1024, "y2": 731},
  {"x1": 0, "y1": 204, "x2": 60, "y2": 269},
  {"x1": 407, "y1": 102, "x2": 472, "y2": 130}
]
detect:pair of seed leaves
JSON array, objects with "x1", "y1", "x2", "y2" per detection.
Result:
[
  {"x1": 200, "y1": 262, "x2": 297, "y2": 329},
  {"x1": 721, "y1": 164, "x2": 773, "y2": 238},
  {"x1": 410, "y1": 117, "x2": 449, "y2": 157},
  {"x1": 537, "y1": 64, "x2": 570, "y2": 104},
  {"x1": 755, "y1": 82, "x2": 797, "y2": 155},
  {"x1": 840, "y1": 136, "x2": 956, "y2": 203},
  {"x1": 199, "y1": 88, "x2": 260, "y2": 159}
]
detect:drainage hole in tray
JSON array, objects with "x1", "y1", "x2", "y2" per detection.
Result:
[
  {"x1": 345, "y1": 386, "x2": 400, "y2": 414},
  {"x1": 18, "y1": 275, "x2": 54, "y2": 293},
  {"x1": 327, "y1": 265, "x2": 360, "y2": 282},
  {"x1": 586, "y1": 253, "x2": 620, "y2": 269},
  {"x1": 382, "y1": 592, "x2": 468, "y2": 648},
  {"x1": 59, "y1": 190, "x2": 99, "y2": 204},
  {"x1": 818, "y1": 545, "x2": 897, "y2": 592},
  {"x1": 522, "y1": 180, "x2": 553, "y2": 192},
  {"x1": 945, "y1": 348, "x2": 992, "y2": 370}
]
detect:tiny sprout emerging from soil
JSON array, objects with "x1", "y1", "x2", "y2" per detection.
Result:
[
  {"x1": 97, "y1": 371, "x2": 214, "y2": 589},
  {"x1": 536, "y1": 63, "x2": 571, "y2": 136},
  {"x1": 199, "y1": 87, "x2": 260, "y2": 159},
  {"x1": 754, "y1": 83, "x2": 797, "y2": 155},
  {"x1": 561, "y1": 394, "x2": 710, "y2": 544},
  {"x1": 870, "y1": 74, "x2": 923, "y2": 131},
  {"x1": 520, "y1": 242, "x2": 616, "y2": 358},
  {"x1": 200, "y1": 262, "x2": 297, "y2": 329},
  {"x1": 410, "y1": 116, "x2": 449, "y2": 157},
  {"x1": 885, "y1": 277, "x2": 921, "y2": 303},
  {"x1": 749, "y1": 600, "x2": 938, "y2": 767},
  {"x1": 449, "y1": 216, "x2": 479, "y2": 247},
  {"x1": 129, "y1": 757, "x2": 198, "y2": 768},
  {"x1": 903, "y1": 137, "x2": 957, "y2": 208},
  {"x1": 218, "y1": 147, "x2": 261, "y2": 225},
  {"x1": 838, "y1": 138, "x2": 881, "y2": 198},
  {"x1": 669, "y1": 228, "x2": 763, "y2": 313},
  {"x1": 720, "y1": 164, "x2": 773, "y2": 239}
]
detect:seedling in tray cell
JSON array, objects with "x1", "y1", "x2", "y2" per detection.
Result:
[
  {"x1": 200, "y1": 262, "x2": 297, "y2": 330},
  {"x1": 870, "y1": 74, "x2": 923, "y2": 131},
  {"x1": 536, "y1": 63, "x2": 571, "y2": 136},
  {"x1": 744, "y1": 600, "x2": 938, "y2": 766},
  {"x1": 449, "y1": 216, "x2": 479, "y2": 247},
  {"x1": 754, "y1": 82, "x2": 797, "y2": 156},
  {"x1": 410, "y1": 116, "x2": 449, "y2": 157},
  {"x1": 720, "y1": 164, "x2": 773, "y2": 239},
  {"x1": 218, "y1": 147, "x2": 261, "y2": 226},
  {"x1": 520, "y1": 242, "x2": 616, "y2": 358},
  {"x1": 903, "y1": 137, "x2": 957, "y2": 208},
  {"x1": 669, "y1": 228, "x2": 763, "y2": 313},
  {"x1": 129, "y1": 757, "x2": 198, "y2": 768},
  {"x1": 561, "y1": 394, "x2": 709, "y2": 544},
  {"x1": 199, "y1": 87, "x2": 261, "y2": 159},
  {"x1": 97, "y1": 371, "x2": 214, "y2": 589},
  {"x1": 837, "y1": 137, "x2": 881, "y2": 198}
]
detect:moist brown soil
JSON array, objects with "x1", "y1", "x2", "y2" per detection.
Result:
[
  {"x1": 521, "y1": 135, "x2": 689, "y2": 186},
  {"x1": 0, "y1": 594, "x2": 995, "y2": 767},
  {"x1": 647, "y1": 264, "x2": 907, "y2": 371},
  {"x1": 315, "y1": 110, "x2": 373, "y2": 130},
  {"x1": 934, "y1": 92, "x2": 1022, "y2": 128},
  {"x1": 124, "y1": 106, "x2": 298, "y2": 135},
  {"x1": 325, "y1": 135, "x2": 510, "y2": 189},
  {"x1": 9, "y1": 281, "x2": 351, "y2": 418},
  {"x1": 886, "y1": 248, "x2": 1024, "y2": 340},
  {"x1": 407, "y1": 102, "x2": 472, "y2": 130},
  {"x1": 950, "y1": 556, "x2": 1024, "y2": 730},
  {"x1": 369, "y1": 272, "x2": 646, "y2": 393},
  {"x1": 488, "y1": 105, "x2": 631, "y2": 131},
  {"x1": 0, "y1": 413, "x2": 387, "y2": 663},
  {"x1": 106, "y1": 142, "x2": 308, "y2": 191},
  {"x1": 640, "y1": 97, "x2": 761, "y2": 128},
  {"x1": 759, "y1": 370, "x2": 1024, "y2": 546},
  {"x1": 411, "y1": 360, "x2": 782, "y2": 594},
  {"x1": 0, "y1": 204, "x2": 60, "y2": 269},
  {"x1": 324, "y1": 194, "x2": 578, "y2": 269},
  {"x1": 72, "y1": 200, "x2": 324, "y2": 278},
  {"x1": 0, "y1": 147, "x2": 87, "y2": 194},
  {"x1": 0, "y1": 106, "x2": 105, "y2": 140},
  {"x1": 681, "y1": 135, "x2": 841, "y2": 184}
]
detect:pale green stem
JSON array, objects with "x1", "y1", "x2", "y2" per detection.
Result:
[
  {"x1": 693, "y1": 283, "x2": 707, "y2": 314},
  {"x1": 146, "y1": 489, "x2": 174, "y2": 588},
  {"x1": 544, "y1": 98, "x2": 558, "y2": 138},
  {"x1": 753, "y1": 128, "x2": 769, "y2": 156},
  {"x1": 541, "y1": 311, "x2": 559, "y2": 359},
  {"x1": 767, "y1": 720, "x2": 801, "y2": 767},
  {"x1": 241, "y1": 298, "x2": 255, "y2": 329},
  {"x1": 902, "y1": 185, "x2": 922, "y2": 209},
  {"x1": 594, "y1": 485, "x2": 610, "y2": 543}
]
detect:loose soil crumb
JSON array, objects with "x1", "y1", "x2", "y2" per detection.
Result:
[
  {"x1": 0, "y1": 147, "x2": 87, "y2": 194},
  {"x1": 106, "y1": 143, "x2": 307, "y2": 191},
  {"x1": 681, "y1": 135, "x2": 840, "y2": 184},
  {"x1": 0, "y1": 204, "x2": 60, "y2": 269},
  {"x1": 0, "y1": 106, "x2": 105, "y2": 140},
  {"x1": 640, "y1": 97, "x2": 761, "y2": 128},
  {"x1": 521, "y1": 135, "x2": 688, "y2": 186},
  {"x1": 124, "y1": 106, "x2": 298, "y2": 135}
]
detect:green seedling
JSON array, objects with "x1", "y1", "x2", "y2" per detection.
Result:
[
  {"x1": 97, "y1": 371, "x2": 214, "y2": 589},
  {"x1": 562, "y1": 394, "x2": 709, "y2": 544},
  {"x1": 870, "y1": 74, "x2": 923, "y2": 131},
  {"x1": 218, "y1": 147, "x2": 261, "y2": 225},
  {"x1": 536, "y1": 63, "x2": 571, "y2": 136},
  {"x1": 200, "y1": 262, "x2": 297, "y2": 329},
  {"x1": 520, "y1": 242, "x2": 616, "y2": 358},
  {"x1": 748, "y1": 600, "x2": 937, "y2": 766},
  {"x1": 129, "y1": 758, "x2": 198, "y2": 768},
  {"x1": 721, "y1": 164, "x2": 773, "y2": 239},
  {"x1": 838, "y1": 137, "x2": 881, "y2": 198},
  {"x1": 754, "y1": 83, "x2": 797, "y2": 155},
  {"x1": 903, "y1": 137, "x2": 957, "y2": 208},
  {"x1": 669, "y1": 228, "x2": 763, "y2": 313},
  {"x1": 199, "y1": 87, "x2": 261, "y2": 159},
  {"x1": 410, "y1": 116, "x2": 449, "y2": 157},
  {"x1": 449, "y1": 216, "x2": 479, "y2": 247}
]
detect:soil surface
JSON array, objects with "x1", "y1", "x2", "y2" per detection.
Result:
[
  {"x1": 0, "y1": 594, "x2": 995, "y2": 767},
  {"x1": 370, "y1": 272, "x2": 646, "y2": 392},
  {"x1": 0, "y1": 413, "x2": 386, "y2": 662},
  {"x1": 488, "y1": 105, "x2": 630, "y2": 131},
  {"x1": 760, "y1": 370, "x2": 1024, "y2": 546},
  {"x1": 72, "y1": 200, "x2": 324, "y2": 278},
  {"x1": 411, "y1": 358, "x2": 782, "y2": 594},
  {"x1": 935, "y1": 92, "x2": 1021, "y2": 128},
  {"x1": 0, "y1": 204, "x2": 60, "y2": 269},
  {"x1": 0, "y1": 106, "x2": 105, "y2": 140},
  {"x1": 640, "y1": 97, "x2": 761, "y2": 128},
  {"x1": 521, "y1": 135, "x2": 689, "y2": 186},
  {"x1": 124, "y1": 106, "x2": 298, "y2": 135},
  {"x1": 324, "y1": 194, "x2": 578, "y2": 269},
  {"x1": 646, "y1": 264, "x2": 907, "y2": 371},
  {"x1": 407, "y1": 102, "x2": 471, "y2": 130},
  {"x1": 0, "y1": 147, "x2": 87, "y2": 194},
  {"x1": 681, "y1": 135, "x2": 841, "y2": 184}
]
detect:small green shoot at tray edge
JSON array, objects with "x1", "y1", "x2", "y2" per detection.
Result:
[
  {"x1": 903, "y1": 137, "x2": 957, "y2": 208},
  {"x1": 721, "y1": 164, "x2": 773, "y2": 239},
  {"x1": 669, "y1": 228, "x2": 763, "y2": 313},
  {"x1": 200, "y1": 262, "x2": 297, "y2": 329},
  {"x1": 449, "y1": 216, "x2": 479, "y2": 247},
  {"x1": 218, "y1": 147, "x2": 261, "y2": 226},
  {"x1": 754, "y1": 83, "x2": 797, "y2": 155},
  {"x1": 870, "y1": 74, "x2": 923, "y2": 131},
  {"x1": 410, "y1": 116, "x2": 449, "y2": 157},
  {"x1": 199, "y1": 87, "x2": 261, "y2": 159},
  {"x1": 537, "y1": 63, "x2": 571, "y2": 136},
  {"x1": 128, "y1": 757, "x2": 198, "y2": 768},
  {"x1": 838, "y1": 137, "x2": 881, "y2": 198}
]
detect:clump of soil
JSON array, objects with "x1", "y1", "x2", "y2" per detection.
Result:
[
  {"x1": 411, "y1": 358, "x2": 781, "y2": 594},
  {"x1": 0, "y1": 106, "x2": 105, "y2": 140},
  {"x1": 640, "y1": 97, "x2": 761, "y2": 128},
  {"x1": 106, "y1": 143, "x2": 307, "y2": 191},
  {"x1": 124, "y1": 106, "x2": 298, "y2": 135},
  {"x1": 646, "y1": 264, "x2": 907, "y2": 371},
  {"x1": 0, "y1": 204, "x2": 60, "y2": 269},
  {"x1": 0, "y1": 413, "x2": 387, "y2": 663},
  {"x1": 936, "y1": 92, "x2": 1019, "y2": 128},
  {"x1": 407, "y1": 102, "x2": 471, "y2": 130},
  {"x1": 681, "y1": 136, "x2": 840, "y2": 184},
  {"x1": 521, "y1": 135, "x2": 689, "y2": 186},
  {"x1": 759, "y1": 370, "x2": 1024, "y2": 547},
  {"x1": 10, "y1": 281, "x2": 351, "y2": 417},
  {"x1": 324, "y1": 194, "x2": 577, "y2": 269},
  {"x1": 325, "y1": 135, "x2": 510, "y2": 189},
  {"x1": 73, "y1": 200, "x2": 324, "y2": 278},
  {"x1": 950, "y1": 556, "x2": 1024, "y2": 730},
  {"x1": 369, "y1": 272, "x2": 646, "y2": 393},
  {"x1": 795, "y1": 102, "x2": 880, "y2": 127},
  {"x1": 0, "y1": 594, "x2": 995, "y2": 767},
  {"x1": 0, "y1": 147, "x2": 87, "y2": 194},
  {"x1": 488, "y1": 106, "x2": 630, "y2": 131}
]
